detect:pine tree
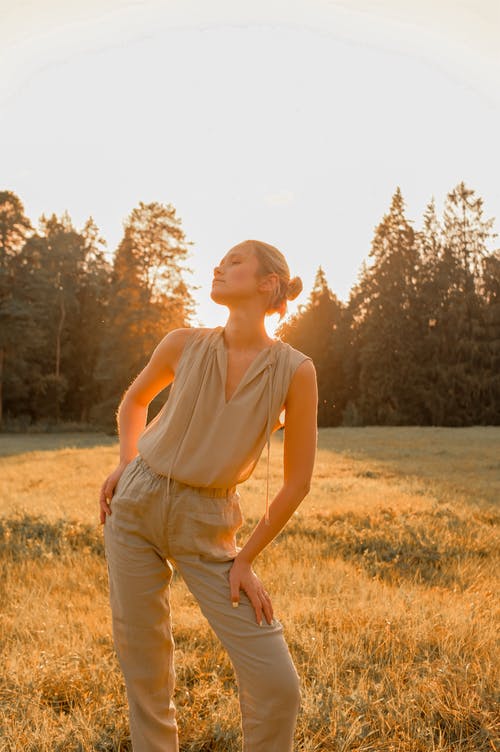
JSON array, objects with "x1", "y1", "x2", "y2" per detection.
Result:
[
  {"x1": 4, "y1": 210, "x2": 111, "y2": 424},
  {"x1": 65, "y1": 218, "x2": 111, "y2": 422},
  {"x1": 480, "y1": 250, "x2": 500, "y2": 422},
  {"x1": 350, "y1": 187, "x2": 421, "y2": 424},
  {"x1": 411, "y1": 196, "x2": 448, "y2": 424},
  {"x1": 0, "y1": 191, "x2": 34, "y2": 426},
  {"x1": 277, "y1": 267, "x2": 345, "y2": 425},
  {"x1": 435, "y1": 182, "x2": 497, "y2": 424},
  {"x1": 96, "y1": 201, "x2": 197, "y2": 428}
]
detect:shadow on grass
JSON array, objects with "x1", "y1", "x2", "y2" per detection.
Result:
[
  {"x1": 0, "y1": 432, "x2": 117, "y2": 458},
  {"x1": 0, "y1": 514, "x2": 104, "y2": 559},
  {"x1": 252, "y1": 505, "x2": 499, "y2": 590},
  {"x1": 2, "y1": 503, "x2": 498, "y2": 592}
]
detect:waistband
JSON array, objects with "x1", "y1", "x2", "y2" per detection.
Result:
[{"x1": 136, "y1": 454, "x2": 238, "y2": 499}]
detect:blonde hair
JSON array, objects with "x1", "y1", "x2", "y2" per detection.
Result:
[{"x1": 243, "y1": 239, "x2": 303, "y2": 319}]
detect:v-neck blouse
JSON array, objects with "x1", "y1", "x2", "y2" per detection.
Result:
[{"x1": 137, "y1": 326, "x2": 313, "y2": 523}]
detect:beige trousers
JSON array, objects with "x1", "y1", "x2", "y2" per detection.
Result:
[{"x1": 103, "y1": 454, "x2": 301, "y2": 752}]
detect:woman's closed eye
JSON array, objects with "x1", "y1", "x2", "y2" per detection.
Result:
[{"x1": 215, "y1": 259, "x2": 241, "y2": 274}]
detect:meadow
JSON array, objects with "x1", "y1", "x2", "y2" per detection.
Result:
[{"x1": 0, "y1": 427, "x2": 498, "y2": 751}]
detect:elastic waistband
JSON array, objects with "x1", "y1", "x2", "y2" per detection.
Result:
[{"x1": 136, "y1": 455, "x2": 238, "y2": 498}]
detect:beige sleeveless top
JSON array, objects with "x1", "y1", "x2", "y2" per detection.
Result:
[{"x1": 137, "y1": 325, "x2": 312, "y2": 523}]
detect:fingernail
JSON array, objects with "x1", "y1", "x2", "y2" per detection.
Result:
[
  {"x1": 259, "y1": 619, "x2": 262, "y2": 626},
  {"x1": 232, "y1": 602, "x2": 239, "y2": 608}
]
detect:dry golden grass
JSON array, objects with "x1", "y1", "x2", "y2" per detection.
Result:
[{"x1": 0, "y1": 427, "x2": 498, "y2": 751}]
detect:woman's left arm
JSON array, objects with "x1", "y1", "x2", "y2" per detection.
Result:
[
  {"x1": 236, "y1": 357, "x2": 318, "y2": 562},
  {"x1": 229, "y1": 358, "x2": 318, "y2": 622}
]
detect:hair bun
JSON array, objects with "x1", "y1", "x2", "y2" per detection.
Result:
[{"x1": 286, "y1": 276, "x2": 303, "y2": 301}]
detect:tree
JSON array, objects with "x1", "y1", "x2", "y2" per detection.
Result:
[
  {"x1": 347, "y1": 182, "x2": 499, "y2": 426},
  {"x1": 64, "y1": 217, "x2": 111, "y2": 422},
  {"x1": 95, "y1": 201, "x2": 198, "y2": 428},
  {"x1": 349, "y1": 187, "x2": 422, "y2": 424},
  {"x1": 0, "y1": 191, "x2": 34, "y2": 426},
  {"x1": 430, "y1": 182, "x2": 498, "y2": 424},
  {"x1": 3, "y1": 211, "x2": 111, "y2": 424},
  {"x1": 479, "y1": 250, "x2": 500, "y2": 422},
  {"x1": 277, "y1": 266, "x2": 346, "y2": 425}
]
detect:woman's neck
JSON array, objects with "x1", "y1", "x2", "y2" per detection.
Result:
[{"x1": 221, "y1": 323, "x2": 276, "y2": 351}]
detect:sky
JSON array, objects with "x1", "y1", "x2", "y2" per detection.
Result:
[{"x1": 1, "y1": 0, "x2": 499, "y2": 333}]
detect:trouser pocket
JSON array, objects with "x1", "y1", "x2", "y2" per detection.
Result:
[{"x1": 169, "y1": 491, "x2": 243, "y2": 561}]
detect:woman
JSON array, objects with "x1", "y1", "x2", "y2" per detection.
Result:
[{"x1": 99, "y1": 238, "x2": 318, "y2": 752}]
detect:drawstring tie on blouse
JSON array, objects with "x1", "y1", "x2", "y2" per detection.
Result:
[{"x1": 264, "y1": 362, "x2": 273, "y2": 526}]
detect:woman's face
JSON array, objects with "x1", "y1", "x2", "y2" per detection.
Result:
[{"x1": 211, "y1": 244, "x2": 273, "y2": 309}]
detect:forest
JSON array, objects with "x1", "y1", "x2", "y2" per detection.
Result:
[{"x1": 0, "y1": 181, "x2": 499, "y2": 431}]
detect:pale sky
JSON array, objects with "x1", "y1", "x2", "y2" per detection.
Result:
[{"x1": 1, "y1": 0, "x2": 499, "y2": 333}]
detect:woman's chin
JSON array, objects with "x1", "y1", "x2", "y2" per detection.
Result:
[{"x1": 210, "y1": 289, "x2": 229, "y2": 305}]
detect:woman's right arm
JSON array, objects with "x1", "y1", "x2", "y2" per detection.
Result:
[
  {"x1": 99, "y1": 327, "x2": 194, "y2": 523},
  {"x1": 115, "y1": 327, "x2": 192, "y2": 465}
]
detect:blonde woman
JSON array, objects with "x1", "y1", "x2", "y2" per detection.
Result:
[{"x1": 99, "y1": 239, "x2": 318, "y2": 752}]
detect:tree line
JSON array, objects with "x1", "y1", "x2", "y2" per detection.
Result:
[
  {"x1": 0, "y1": 182, "x2": 498, "y2": 431},
  {"x1": 279, "y1": 183, "x2": 499, "y2": 426},
  {"x1": 0, "y1": 194, "x2": 196, "y2": 430}
]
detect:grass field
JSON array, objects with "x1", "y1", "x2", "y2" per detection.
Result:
[{"x1": 0, "y1": 427, "x2": 498, "y2": 751}]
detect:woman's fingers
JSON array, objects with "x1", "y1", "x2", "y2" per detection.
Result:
[
  {"x1": 261, "y1": 590, "x2": 274, "y2": 622},
  {"x1": 230, "y1": 577, "x2": 240, "y2": 608},
  {"x1": 228, "y1": 561, "x2": 274, "y2": 625},
  {"x1": 240, "y1": 585, "x2": 273, "y2": 626},
  {"x1": 246, "y1": 590, "x2": 264, "y2": 625},
  {"x1": 99, "y1": 497, "x2": 111, "y2": 525},
  {"x1": 99, "y1": 479, "x2": 113, "y2": 524},
  {"x1": 258, "y1": 590, "x2": 273, "y2": 624}
]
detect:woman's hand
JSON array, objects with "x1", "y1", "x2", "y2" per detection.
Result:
[
  {"x1": 99, "y1": 461, "x2": 129, "y2": 524},
  {"x1": 228, "y1": 557, "x2": 274, "y2": 626}
]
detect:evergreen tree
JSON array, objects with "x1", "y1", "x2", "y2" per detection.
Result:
[
  {"x1": 432, "y1": 182, "x2": 497, "y2": 424},
  {"x1": 411, "y1": 196, "x2": 449, "y2": 424},
  {"x1": 3, "y1": 211, "x2": 111, "y2": 424},
  {"x1": 480, "y1": 250, "x2": 500, "y2": 422},
  {"x1": 277, "y1": 267, "x2": 345, "y2": 425},
  {"x1": 0, "y1": 191, "x2": 34, "y2": 426},
  {"x1": 96, "y1": 201, "x2": 197, "y2": 428},
  {"x1": 65, "y1": 218, "x2": 111, "y2": 422},
  {"x1": 349, "y1": 187, "x2": 421, "y2": 424},
  {"x1": 32, "y1": 212, "x2": 88, "y2": 422}
]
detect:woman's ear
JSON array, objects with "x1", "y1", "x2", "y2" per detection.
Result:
[{"x1": 258, "y1": 272, "x2": 279, "y2": 295}]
